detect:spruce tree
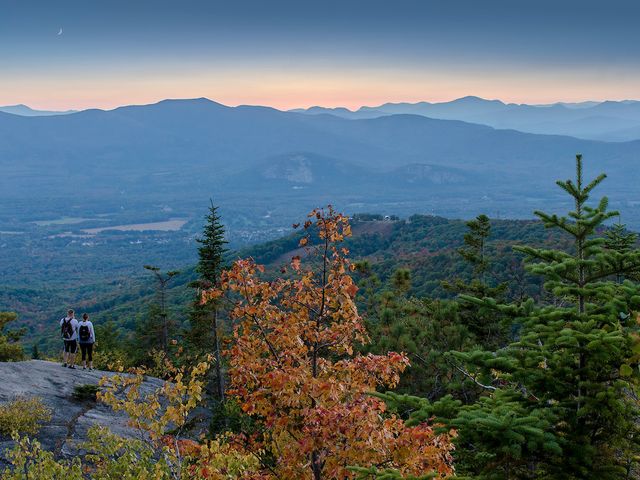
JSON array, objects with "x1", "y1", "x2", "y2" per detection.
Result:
[
  {"x1": 363, "y1": 297, "x2": 481, "y2": 400},
  {"x1": 186, "y1": 200, "x2": 228, "y2": 402},
  {"x1": 459, "y1": 214, "x2": 491, "y2": 282},
  {"x1": 196, "y1": 200, "x2": 228, "y2": 285},
  {"x1": 443, "y1": 214, "x2": 507, "y2": 347},
  {"x1": 604, "y1": 220, "x2": 640, "y2": 283},
  {"x1": 376, "y1": 155, "x2": 640, "y2": 479},
  {"x1": 131, "y1": 303, "x2": 165, "y2": 362},
  {"x1": 143, "y1": 265, "x2": 180, "y2": 353}
]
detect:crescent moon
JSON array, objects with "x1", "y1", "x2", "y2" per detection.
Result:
[{"x1": 57, "y1": 28, "x2": 63, "y2": 36}]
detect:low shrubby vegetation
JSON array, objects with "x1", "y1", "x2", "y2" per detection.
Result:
[
  {"x1": 0, "y1": 312, "x2": 25, "y2": 361},
  {"x1": 72, "y1": 384, "x2": 100, "y2": 402},
  {"x1": 0, "y1": 397, "x2": 51, "y2": 436}
]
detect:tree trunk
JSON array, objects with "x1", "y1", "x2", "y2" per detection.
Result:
[
  {"x1": 575, "y1": 158, "x2": 586, "y2": 424},
  {"x1": 311, "y1": 451, "x2": 323, "y2": 480},
  {"x1": 161, "y1": 283, "x2": 168, "y2": 352},
  {"x1": 212, "y1": 307, "x2": 225, "y2": 402}
]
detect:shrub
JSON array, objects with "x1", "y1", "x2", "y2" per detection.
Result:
[
  {"x1": 92, "y1": 347, "x2": 130, "y2": 372},
  {"x1": 0, "y1": 336, "x2": 23, "y2": 362},
  {"x1": 0, "y1": 397, "x2": 52, "y2": 436},
  {"x1": 0, "y1": 312, "x2": 25, "y2": 361},
  {"x1": 72, "y1": 384, "x2": 100, "y2": 402},
  {"x1": 1, "y1": 436, "x2": 83, "y2": 480}
]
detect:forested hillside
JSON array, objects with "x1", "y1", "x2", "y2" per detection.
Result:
[
  {"x1": 26, "y1": 212, "x2": 577, "y2": 355},
  {"x1": 3, "y1": 98, "x2": 640, "y2": 267},
  {"x1": 5, "y1": 1, "x2": 640, "y2": 477},
  {"x1": 4, "y1": 156, "x2": 640, "y2": 479}
]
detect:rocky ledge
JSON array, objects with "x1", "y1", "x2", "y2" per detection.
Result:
[{"x1": 0, "y1": 359, "x2": 164, "y2": 464}]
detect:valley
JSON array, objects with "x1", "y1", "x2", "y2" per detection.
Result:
[
  {"x1": 2, "y1": 97, "x2": 639, "y2": 349},
  {"x1": 4, "y1": 1, "x2": 640, "y2": 476}
]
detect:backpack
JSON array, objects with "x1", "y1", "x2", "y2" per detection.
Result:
[
  {"x1": 79, "y1": 324, "x2": 91, "y2": 342},
  {"x1": 61, "y1": 318, "x2": 74, "y2": 339}
]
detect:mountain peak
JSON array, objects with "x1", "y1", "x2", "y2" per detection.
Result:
[
  {"x1": 156, "y1": 97, "x2": 226, "y2": 107},
  {"x1": 452, "y1": 95, "x2": 504, "y2": 105},
  {"x1": 109, "y1": 97, "x2": 230, "y2": 115}
]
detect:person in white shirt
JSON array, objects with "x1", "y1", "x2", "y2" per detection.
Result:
[
  {"x1": 77, "y1": 313, "x2": 96, "y2": 370},
  {"x1": 60, "y1": 309, "x2": 79, "y2": 369}
]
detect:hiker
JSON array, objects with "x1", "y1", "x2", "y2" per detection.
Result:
[
  {"x1": 60, "y1": 309, "x2": 78, "y2": 369},
  {"x1": 78, "y1": 313, "x2": 96, "y2": 370}
]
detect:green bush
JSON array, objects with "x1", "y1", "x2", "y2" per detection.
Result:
[
  {"x1": 1, "y1": 436, "x2": 83, "y2": 480},
  {"x1": 0, "y1": 397, "x2": 52, "y2": 436},
  {"x1": 0, "y1": 312, "x2": 25, "y2": 361},
  {"x1": 72, "y1": 384, "x2": 100, "y2": 402}
]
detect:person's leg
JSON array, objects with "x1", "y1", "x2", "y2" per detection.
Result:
[
  {"x1": 68, "y1": 341, "x2": 77, "y2": 368},
  {"x1": 62, "y1": 341, "x2": 69, "y2": 366},
  {"x1": 88, "y1": 343, "x2": 93, "y2": 370},
  {"x1": 80, "y1": 343, "x2": 87, "y2": 369}
]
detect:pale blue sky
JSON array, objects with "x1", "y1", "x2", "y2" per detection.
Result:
[{"x1": 2, "y1": 0, "x2": 639, "y2": 109}]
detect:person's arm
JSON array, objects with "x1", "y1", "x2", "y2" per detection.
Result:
[{"x1": 90, "y1": 322, "x2": 96, "y2": 343}]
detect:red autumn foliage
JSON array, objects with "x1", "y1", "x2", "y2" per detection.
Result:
[{"x1": 203, "y1": 206, "x2": 455, "y2": 479}]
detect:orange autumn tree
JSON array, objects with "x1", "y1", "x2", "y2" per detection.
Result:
[{"x1": 202, "y1": 206, "x2": 455, "y2": 479}]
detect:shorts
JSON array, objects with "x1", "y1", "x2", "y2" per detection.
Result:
[{"x1": 64, "y1": 339, "x2": 77, "y2": 354}]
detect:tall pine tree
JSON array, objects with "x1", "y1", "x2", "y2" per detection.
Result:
[
  {"x1": 142, "y1": 265, "x2": 180, "y2": 353},
  {"x1": 459, "y1": 214, "x2": 491, "y2": 282},
  {"x1": 185, "y1": 200, "x2": 228, "y2": 402},
  {"x1": 443, "y1": 214, "x2": 507, "y2": 347}
]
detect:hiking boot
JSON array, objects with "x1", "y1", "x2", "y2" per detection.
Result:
[
  {"x1": 62, "y1": 363, "x2": 67, "y2": 367},
  {"x1": 68, "y1": 365, "x2": 76, "y2": 369}
]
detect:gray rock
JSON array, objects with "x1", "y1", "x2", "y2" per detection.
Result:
[{"x1": 0, "y1": 360, "x2": 164, "y2": 464}]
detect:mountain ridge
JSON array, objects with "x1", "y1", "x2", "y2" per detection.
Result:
[
  {"x1": 0, "y1": 104, "x2": 77, "y2": 117},
  {"x1": 2, "y1": 97, "x2": 640, "y2": 259},
  {"x1": 293, "y1": 96, "x2": 640, "y2": 141}
]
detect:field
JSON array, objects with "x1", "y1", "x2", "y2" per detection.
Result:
[{"x1": 82, "y1": 218, "x2": 188, "y2": 234}]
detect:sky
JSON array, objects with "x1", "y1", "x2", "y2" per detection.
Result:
[{"x1": 2, "y1": 0, "x2": 640, "y2": 110}]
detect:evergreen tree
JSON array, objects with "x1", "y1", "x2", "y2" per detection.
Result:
[
  {"x1": 604, "y1": 220, "x2": 640, "y2": 283},
  {"x1": 142, "y1": 265, "x2": 180, "y2": 353},
  {"x1": 459, "y1": 214, "x2": 491, "y2": 281},
  {"x1": 196, "y1": 201, "x2": 228, "y2": 285},
  {"x1": 376, "y1": 155, "x2": 640, "y2": 479},
  {"x1": 131, "y1": 304, "x2": 165, "y2": 364},
  {"x1": 185, "y1": 201, "x2": 228, "y2": 403},
  {"x1": 443, "y1": 214, "x2": 507, "y2": 347},
  {"x1": 353, "y1": 260, "x2": 382, "y2": 315},
  {"x1": 363, "y1": 297, "x2": 481, "y2": 401},
  {"x1": 391, "y1": 268, "x2": 412, "y2": 296}
]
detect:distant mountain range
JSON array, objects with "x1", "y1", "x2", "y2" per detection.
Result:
[
  {"x1": 290, "y1": 96, "x2": 640, "y2": 142},
  {"x1": 1, "y1": 97, "x2": 639, "y2": 229},
  {"x1": 6, "y1": 96, "x2": 640, "y2": 140},
  {"x1": 0, "y1": 104, "x2": 77, "y2": 116}
]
